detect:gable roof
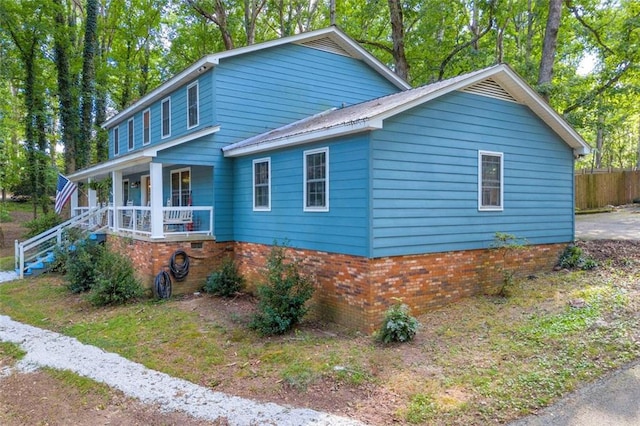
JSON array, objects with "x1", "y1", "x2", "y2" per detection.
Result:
[
  {"x1": 222, "y1": 64, "x2": 591, "y2": 157},
  {"x1": 102, "y1": 26, "x2": 410, "y2": 129}
]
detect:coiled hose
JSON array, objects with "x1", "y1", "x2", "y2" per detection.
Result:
[
  {"x1": 169, "y1": 249, "x2": 190, "y2": 281},
  {"x1": 154, "y1": 270, "x2": 172, "y2": 299}
]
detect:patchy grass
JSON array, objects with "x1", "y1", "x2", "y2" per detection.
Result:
[
  {"x1": 0, "y1": 258, "x2": 639, "y2": 425},
  {"x1": 0, "y1": 341, "x2": 26, "y2": 365}
]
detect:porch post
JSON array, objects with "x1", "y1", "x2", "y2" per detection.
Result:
[
  {"x1": 87, "y1": 178, "x2": 97, "y2": 208},
  {"x1": 112, "y1": 171, "x2": 123, "y2": 229},
  {"x1": 150, "y1": 162, "x2": 164, "y2": 239},
  {"x1": 70, "y1": 186, "x2": 78, "y2": 217}
]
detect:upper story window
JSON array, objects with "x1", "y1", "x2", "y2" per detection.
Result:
[
  {"x1": 187, "y1": 81, "x2": 199, "y2": 129},
  {"x1": 143, "y1": 109, "x2": 150, "y2": 145},
  {"x1": 170, "y1": 167, "x2": 191, "y2": 206},
  {"x1": 113, "y1": 127, "x2": 120, "y2": 156},
  {"x1": 127, "y1": 118, "x2": 134, "y2": 151},
  {"x1": 161, "y1": 97, "x2": 171, "y2": 138},
  {"x1": 253, "y1": 158, "x2": 271, "y2": 211},
  {"x1": 478, "y1": 150, "x2": 503, "y2": 211},
  {"x1": 304, "y1": 147, "x2": 329, "y2": 212}
]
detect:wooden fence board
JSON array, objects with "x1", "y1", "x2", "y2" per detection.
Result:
[{"x1": 575, "y1": 171, "x2": 640, "y2": 209}]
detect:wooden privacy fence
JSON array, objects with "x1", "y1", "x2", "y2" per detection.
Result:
[{"x1": 575, "y1": 170, "x2": 640, "y2": 210}]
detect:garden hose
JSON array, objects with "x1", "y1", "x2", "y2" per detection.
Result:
[
  {"x1": 169, "y1": 249, "x2": 190, "y2": 281},
  {"x1": 154, "y1": 270, "x2": 172, "y2": 299}
]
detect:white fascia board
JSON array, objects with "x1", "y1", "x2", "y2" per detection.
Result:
[
  {"x1": 70, "y1": 126, "x2": 221, "y2": 181},
  {"x1": 223, "y1": 119, "x2": 383, "y2": 157},
  {"x1": 102, "y1": 57, "x2": 218, "y2": 129}
]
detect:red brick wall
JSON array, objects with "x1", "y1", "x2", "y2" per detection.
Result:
[
  {"x1": 234, "y1": 242, "x2": 565, "y2": 332},
  {"x1": 109, "y1": 237, "x2": 564, "y2": 332},
  {"x1": 106, "y1": 236, "x2": 233, "y2": 295}
]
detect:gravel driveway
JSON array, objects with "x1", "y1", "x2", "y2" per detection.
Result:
[{"x1": 575, "y1": 205, "x2": 640, "y2": 240}]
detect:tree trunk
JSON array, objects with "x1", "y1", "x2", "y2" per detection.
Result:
[
  {"x1": 53, "y1": 0, "x2": 79, "y2": 174},
  {"x1": 387, "y1": 0, "x2": 409, "y2": 81},
  {"x1": 636, "y1": 118, "x2": 640, "y2": 170},
  {"x1": 329, "y1": 0, "x2": 336, "y2": 25},
  {"x1": 595, "y1": 113, "x2": 604, "y2": 169},
  {"x1": 537, "y1": 0, "x2": 563, "y2": 101},
  {"x1": 79, "y1": 0, "x2": 98, "y2": 169}
]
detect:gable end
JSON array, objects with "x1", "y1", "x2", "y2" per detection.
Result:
[
  {"x1": 460, "y1": 78, "x2": 519, "y2": 103},
  {"x1": 297, "y1": 37, "x2": 352, "y2": 57}
]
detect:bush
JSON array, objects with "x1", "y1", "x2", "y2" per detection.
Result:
[
  {"x1": 377, "y1": 301, "x2": 420, "y2": 344},
  {"x1": 87, "y1": 249, "x2": 144, "y2": 306},
  {"x1": 66, "y1": 240, "x2": 105, "y2": 293},
  {"x1": 50, "y1": 228, "x2": 86, "y2": 274},
  {"x1": 558, "y1": 245, "x2": 598, "y2": 270},
  {"x1": 204, "y1": 257, "x2": 244, "y2": 297},
  {"x1": 23, "y1": 213, "x2": 62, "y2": 238},
  {"x1": 250, "y1": 243, "x2": 314, "y2": 336}
]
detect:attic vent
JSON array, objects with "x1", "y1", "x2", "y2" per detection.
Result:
[
  {"x1": 298, "y1": 37, "x2": 352, "y2": 57},
  {"x1": 461, "y1": 79, "x2": 519, "y2": 103}
]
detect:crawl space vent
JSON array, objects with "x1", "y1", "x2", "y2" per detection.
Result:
[{"x1": 461, "y1": 79, "x2": 519, "y2": 103}]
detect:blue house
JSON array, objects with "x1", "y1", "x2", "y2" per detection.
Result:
[{"x1": 67, "y1": 27, "x2": 590, "y2": 331}]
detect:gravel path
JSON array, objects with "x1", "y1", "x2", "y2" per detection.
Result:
[
  {"x1": 0, "y1": 315, "x2": 363, "y2": 425},
  {"x1": 0, "y1": 270, "x2": 18, "y2": 284}
]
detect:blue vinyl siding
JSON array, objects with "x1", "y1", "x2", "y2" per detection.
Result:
[
  {"x1": 214, "y1": 44, "x2": 399, "y2": 143},
  {"x1": 370, "y1": 91, "x2": 575, "y2": 257},
  {"x1": 232, "y1": 135, "x2": 371, "y2": 256}
]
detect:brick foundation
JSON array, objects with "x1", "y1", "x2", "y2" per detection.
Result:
[
  {"x1": 108, "y1": 235, "x2": 565, "y2": 332},
  {"x1": 106, "y1": 235, "x2": 233, "y2": 295}
]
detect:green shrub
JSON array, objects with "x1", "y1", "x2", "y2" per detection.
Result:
[
  {"x1": 377, "y1": 301, "x2": 420, "y2": 344},
  {"x1": 87, "y1": 249, "x2": 144, "y2": 306},
  {"x1": 250, "y1": 243, "x2": 314, "y2": 336},
  {"x1": 559, "y1": 245, "x2": 597, "y2": 270},
  {"x1": 66, "y1": 240, "x2": 104, "y2": 293},
  {"x1": 50, "y1": 228, "x2": 86, "y2": 274},
  {"x1": 204, "y1": 257, "x2": 245, "y2": 297},
  {"x1": 23, "y1": 213, "x2": 62, "y2": 238}
]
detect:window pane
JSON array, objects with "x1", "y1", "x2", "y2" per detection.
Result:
[
  {"x1": 305, "y1": 152, "x2": 326, "y2": 208},
  {"x1": 254, "y1": 161, "x2": 269, "y2": 208},
  {"x1": 162, "y1": 100, "x2": 170, "y2": 136},
  {"x1": 188, "y1": 85, "x2": 198, "y2": 127},
  {"x1": 143, "y1": 111, "x2": 150, "y2": 144},
  {"x1": 128, "y1": 120, "x2": 134, "y2": 150},
  {"x1": 481, "y1": 155, "x2": 501, "y2": 207},
  {"x1": 114, "y1": 128, "x2": 119, "y2": 155}
]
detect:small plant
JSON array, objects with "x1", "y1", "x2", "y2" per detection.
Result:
[
  {"x1": 377, "y1": 300, "x2": 420, "y2": 344},
  {"x1": 490, "y1": 232, "x2": 528, "y2": 297},
  {"x1": 87, "y1": 249, "x2": 144, "y2": 306},
  {"x1": 23, "y1": 212, "x2": 62, "y2": 238},
  {"x1": 558, "y1": 245, "x2": 597, "y2": 270},
  {"x1": 250, "y1": 242, "x2": 314, "y2": 336},
  {"x1": 204, "y1": 257, "x2": 245, "y2": 297},
  {"x1": 66, "y1": 240, "x2": 105, "y2": 293}
]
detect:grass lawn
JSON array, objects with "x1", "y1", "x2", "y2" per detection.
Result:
[{"x1": 1, "y1": 247, "x2": 639, "y2": 425}]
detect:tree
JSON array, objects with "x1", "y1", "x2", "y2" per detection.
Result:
[{"x1": 537, "y1": 0, "x2": 563, "y2": 101}]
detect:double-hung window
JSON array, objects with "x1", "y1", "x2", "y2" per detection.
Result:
[
  {"x1": 113, "y1": 127, "x2": 119, "y2": 156},
  {"x1": 170, "y1": 168, "x2": 191, "y2": 206},
  {"x1": 253, "y1": 158, "x2": 271, "y2": 211},
  {"x1": 187, "y1": 82, "x2": 199, "y2": 129},
  {"x1": 478, "y1": 151, "x2": 503, "y2": 211},
  {"x1": 304, "y1": 147, "x2": 329, "y2": 212},
  {"x1": 142, "y1": 109, "x2": 150, "y2": 145},
  {"x1": 127, "y1": 118, "x2": 134, "y2": 151},
  {"x1": 161, "y1": 97, "x2": 171, "y2": 138}
]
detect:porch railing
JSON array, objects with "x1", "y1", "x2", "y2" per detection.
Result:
[{"x1": 111, "y1": 205, "x2": 213, "y2": 237}]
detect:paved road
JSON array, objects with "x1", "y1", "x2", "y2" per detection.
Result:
[{"x1": 575, "y1": 205, "x2": 640, "y2": 240}]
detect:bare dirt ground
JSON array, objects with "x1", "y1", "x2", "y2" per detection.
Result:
[{"x1": 0, "y1": 207, "x2": 31, "y2": 259}]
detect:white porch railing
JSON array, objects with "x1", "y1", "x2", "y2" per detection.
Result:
[
  {"x1": 15, "y1": 206, "x2": 108, "y2": 279},
  {"x1": 110, "y1": 205, "x2": 213, "y2": 237}
]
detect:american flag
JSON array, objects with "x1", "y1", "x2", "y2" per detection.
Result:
[{"x1": 55, "y1": 173, "x2": 77, "y2": 214}]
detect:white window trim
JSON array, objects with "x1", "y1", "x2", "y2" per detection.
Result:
[
  {"x1": 478, "y1": 150, "x2": 504, "y2": 211},
  {"x1": 161, "y1": 97, "x2": 171, "y2": 139},
  {"x1": 170, "y1": 166, "x2": 191, "y2": 206},
  {"x1": 127, "y1": 118, "x2": 135, "y2": 151},
  {"x1": 113, "y1": 127, "x2": 120, "y2": 156},
  {"x1": 252, "y1": 157, "x2": 271, "y2": 211},
  {"x1": 187, "y1": 81, "x2": 199, "y2": 129},
  {"x1": 142, "y1": 108, "x2": 151, "y2": 145},
  {"x1": 303, "y1": 147, "x2": 329, "y2": 212},
  {"x1": 141, "y1": 174, "x2": 150, "y2": 206}
]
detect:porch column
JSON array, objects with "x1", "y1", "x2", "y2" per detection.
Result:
[
  {"x1": 87, "y1": 178, "x2": 97, "y2": 208},
  {"x1": 70, "y1": 187, "x2": 78, "y2": 217},
  {"x1": 150, "y1": 162, "x2": 164, "y2": 239},
  {"x1": 112, "y1": 171, "x2": 123, "y2": 229}
]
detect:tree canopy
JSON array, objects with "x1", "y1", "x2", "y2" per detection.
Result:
[{"x1": 0, "y1": 0, "x2": 639, "y2": 213}]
